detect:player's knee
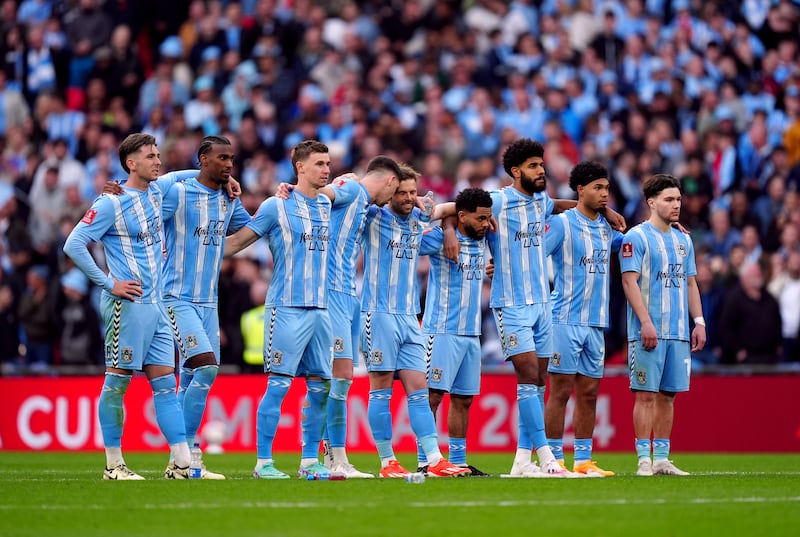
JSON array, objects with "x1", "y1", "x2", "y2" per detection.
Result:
[
  {"x1": 186, "y1": 352, "x2": 217, "y2": 369},
  {"x1": 451, "y1": 394, "x2": 473, "y2": 410}
]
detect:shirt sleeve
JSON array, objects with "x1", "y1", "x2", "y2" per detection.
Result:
[
  {"x1": 62, "y1": 197, "x2": 116, "y2": 291},
  {"x1": 610, "y1": 229, "x2": 625, "y2": 253},
  {"x1": 154, "y1": 169, "x2": 200, "y2": 195},
  {"x1": 545, "y1": 215, "x2": 565, "y2": 257},
  {"x1": 246, "y1": 197, "x2": 277, "y2": 238},
  {"x1": 330, "y1": 177, "x2": 360, "y2": 207},
  {"x1": 227, "y1": 198, "x2": 252, "y2": 234},
  {"x1": 619, "y1": 229, "x2": 644, "y2": 274},
  {"x1": 419, "y1": 226, "x2": 444, "y2": 256},
  {"x1": 543, "y1": 191, "x2": 555, "y2": 218},
  {"x1": 161, "y1": 183, "x2": 180, "y2": 220}
]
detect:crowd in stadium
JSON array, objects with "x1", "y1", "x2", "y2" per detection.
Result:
[{"x1": 1, "y1": 0, "x2": 799, "y2": 376}]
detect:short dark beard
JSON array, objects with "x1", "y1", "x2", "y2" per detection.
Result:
[
  {"x1": 520, "y1": 175, "x2": 546, "y2": 194},
  {"x1": 462, "y1": 222, "x2": 485, "y2": 240}
]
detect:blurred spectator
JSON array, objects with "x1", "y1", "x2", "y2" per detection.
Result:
[
  {"x1": 769, "y1": 249, "x2": 800, "y2": 361},
  {"x1": 704, "y1": 207, "x2": 742, "y2": 258},
  {"x1": 719, "y1": 262, "x2": 782, "y2": 364},
  {"x1": 0, "y1": 70, "x2": 31, "y2": 136},
  {"x1": 27, "y1": 165, "x2": 63, "y2": 252},
  {"x1": 18, "y1": 263, "x2": 57, "y2": 371},
  {"x1": 1, "y1": 0, "x2": 800, "y2": 372},
  {"x1": 55, "y1": 266, "x2": 101, "y2": 365}
]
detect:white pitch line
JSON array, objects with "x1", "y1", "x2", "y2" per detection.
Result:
[{"x1": 1, "y1": 497, "x2": 799, "y2": 511}]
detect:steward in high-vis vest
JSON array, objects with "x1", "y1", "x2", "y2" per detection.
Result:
[{"x1": 240, "y1": 305, "x2": 265, "y2": 366}]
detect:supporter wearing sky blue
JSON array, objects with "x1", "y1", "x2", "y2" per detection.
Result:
[
  {"x1": 224, "y1": 140, "x2": 334, "y2": 480},
  {"x1": 276, "y1": 155, "x2": 403, "y2": 478},
  {"x1": 543, "y1": 161, "x2": 623, "y2": 478},
  {"x1": 63, "y1": 133, "x2": 190, "y2": 481},
  {"x1": 620, "y1": 173, "x2": 706, "y2": 477},
  {"x1": 360, "y1": 164, "x2": 471, "y2": 478},
  {"x1": 160, "y1": 136, "x2": 251, "y2": 480},
  {"x1": 417, "y1": 187, "x2": 493, "y2": 477}
]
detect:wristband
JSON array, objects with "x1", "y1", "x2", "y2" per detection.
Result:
[{"x1": 693, "y1": 316, "x2": 706, "y2": 327}]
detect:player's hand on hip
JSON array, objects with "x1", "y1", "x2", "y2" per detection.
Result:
[
  {"x1": 640, "y1": 321, "x2": 658, "y2": 351},
  {"x1": 275, "y1": 182, "x2": 293, "y2": 199},
  {"x1": 110, "y1": 279, "x2": 143, "y2": 301}
]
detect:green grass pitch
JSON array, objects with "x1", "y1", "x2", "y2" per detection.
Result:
[{"x1": 1, "y1": 452, "x2": 798, "y2": 537}]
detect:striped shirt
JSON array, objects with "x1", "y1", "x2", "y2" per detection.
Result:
[
  {"x1": 620, "y1": 221, "x2": 697, "y2": 341},
  {"x1": 486, "y1": 186, "x2": 554, "y2": 308},
  {"x1": 327, "y1": 178, "x2": 370, "y2": 296},
  {"x1": 247, "y1": 190, "x2": 332, "y2": 308},
  {"x1": 161, "y1": 178, "x2": 251, "y2": 305},
  {"x1": 547, "y1": 209, "x2": 624, "y2": 328},
  {"x1": 361, "y1": 205, "x2": 430, "y2": 314},
  {"x1": 63, "y1": 184, "x2": 166, "y2": 304},
  {"x1": 420, "y1": 227, "x2": 485, "y2": 336}
]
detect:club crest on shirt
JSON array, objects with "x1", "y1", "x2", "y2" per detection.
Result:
[
  {"x1": 333, "y1": 337, "x2": 344, "y2": 353},
  {"x1": 271, "y1": 350, "x2": 283, "y2": 366},
  {"x1": 622, "y1": 242, "x2": 633, "y2": 258},
  {"x1": 550, "y1": 352, "x2": 561, "y2": 367},
  {"x1": 636, "y1": 369, "x2": 647, "y2": 385},
  {"x1": 677, "y1": 243, "x2": 686, "y2": 257},
  {"x1": 370, "y1": 350, "x2": 383, "y2": 365},
  {"x1": 150, "y1": 195, "x2": 160, "y2": 208},
  {"x1": 121, "y1": 348, "x2": 133, "y2": 363},
  {"x1": 319, "y1": 207, "x2": 329, "y2": 220},
  {"x1": 534, "y1": 201, "x2": 542, "y2": 214},
  {"x1": 81, "y1": 209, "x2": 97, "y2": 224},
  {"x1": 506, "y1": 333, "x2": 519, "y2": 350},
  {"x1": 219, "y1": 198, "x2": 228, "y2": 213},
  {"x1": 600, "y1": 228, "x2": 609, "y2": 241},
  {"x1": 185, "y1": 334, "x2": 198, "y2": 349},
  {"x1": 409, "y1": 220, "x2": 419, "y2": 233},
  {"x1": 431, "y1": 368, "x2": 443, "y2": 383}
]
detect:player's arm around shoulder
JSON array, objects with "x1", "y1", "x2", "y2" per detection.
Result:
[
  {"x1": 224, "y1": 197, "x2": 275, "y2": 257},
  {"x1": 420, "y1": 226, "x2": 445, "y2": 257}
]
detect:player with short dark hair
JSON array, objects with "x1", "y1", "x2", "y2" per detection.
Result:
[
  {"x1": 160, "y1": 135, "x2": 251, "y2": 479},
  {"x1": 64, "y1": 133, "x2": 191, "y2": 480},
  {"x1": 620, "y1": 173, "x2": 706, "y2": 476},
  {"x1": 224, "y1": 139, "x2": 334, "y2": 480},
  {"x1": 360, "y1": 164, "x2": 471, "y2": 478},
  {"x1": 416, "y1": 187, "x2": 493, "y2": 477},
  {"x1": 544, "y1": 161, "x2": 623, "y2": 477}
]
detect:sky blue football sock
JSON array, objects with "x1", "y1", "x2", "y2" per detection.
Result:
[
  {"x1": 327, "y1": 378, "x2": 351, "y2": 448},
  {"x1": 518, "y1": 384, "x2": 546, "y2": 449},
  {"x1": 574, "y1": 438, "x2": 593, "y2": 464},
  {"x1": 449, "y1": 437, "x2": 467, "y2": 466},
  {"x1": 98, "y1": 373, "x2": 130, "y2": 448},
  {"x1": 177, "y1": 367, "x2": 192, "y2": 410},
  {"x1": 548, "y1": 438, "x2": 564, "y2": 461},
  {"x1": 301, "y1": 380, "x2": 330, "y2": 459},
  {"x1": 149, "y1": 374, "x2": 186, "y2": 446},
  {"x1": 182, "y1": 365, "x2": 218, "y2": 445},
  {"x1": 636, "y1": 438, "x2": 652, "y2": 460},
  {"x1": 653, "y1": 438, "x2": 670, "y2": 461},
  {"x1": 256, "y1": 376, "x2": 291, "y2": 459},
  {"x1": 368, "y1": 389, "x2": 394, "y2": 460},
  {"x1": 408, "y1": 389, "x2": 440, "y2": 462}
]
